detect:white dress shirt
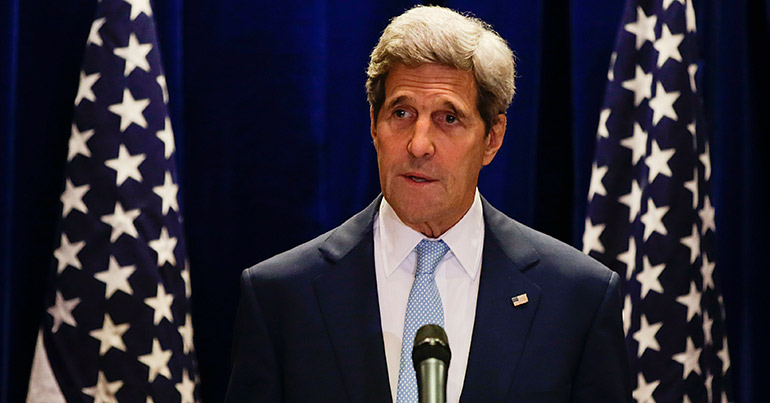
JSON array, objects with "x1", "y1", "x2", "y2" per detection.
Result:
[{"x1": 373, "y1": 190, "x2": 484, "y2": 403}]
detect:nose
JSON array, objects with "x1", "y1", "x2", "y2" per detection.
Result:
[{"x1": 407, "y1": 116, "x2": 435, "y2": 158}]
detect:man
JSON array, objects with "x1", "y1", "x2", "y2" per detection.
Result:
[{"x1": 226, "y1": 5, "x2": 631, "y2": 402}]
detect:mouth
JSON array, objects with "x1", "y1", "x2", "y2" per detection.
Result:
[{"x1": 402, "y1": 173, "x2": 437, "y2": 184}]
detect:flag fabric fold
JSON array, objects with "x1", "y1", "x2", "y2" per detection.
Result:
[
  {"x1": 27, "y1": 0, "x2": 199, "y2": 401},
  {"x1": 583, "y1": 0, "x2": 732, "y2": 401}
]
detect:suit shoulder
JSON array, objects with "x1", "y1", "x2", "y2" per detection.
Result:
[
  {"x1": 484, "y1": 205, "x2": 616, "y2": 295},
  {"x1": 242, "y1": 197, "x2": 380, "y2": 284},
  {"x1": 242, "y1": 228, "x2": 334, "y2": 284},
  {"x1": 518, "y1": 223, "x2": 611, "y2": 281},
  {"x1": 498, "y1": 219, "x2": 620, "y2": 318}
]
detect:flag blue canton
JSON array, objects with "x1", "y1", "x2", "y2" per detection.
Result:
[
  {"x1": 28, "y1": 0, "x2": 199, "y2": 402},
  {"x1": 583, "y1": 0, "x2": 732, "y2": 402}
]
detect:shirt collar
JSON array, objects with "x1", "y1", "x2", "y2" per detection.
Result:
[{"x1": 377, "y1": 190, "x2": 484, "y2": 279}]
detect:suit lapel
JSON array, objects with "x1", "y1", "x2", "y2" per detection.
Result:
[
  {"x1": 461, "y1": 199, "x2": 543, "y2": 401},
  {"x1": 313, "y1": 197, "x2": 392, "y2": 402}
]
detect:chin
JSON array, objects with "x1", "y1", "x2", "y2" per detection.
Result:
[{"x1": 389, "y1": 197, "x2": 442, "y2": 226}]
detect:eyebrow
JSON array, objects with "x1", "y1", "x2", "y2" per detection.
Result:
[
  {"x1": 442, "y1": 101, "x2": 468, "y2": 119},
  {"x1": 385, "y1": 95, "x2": 412, "y2": 111},
  {"x1": 384, "y1": 96, "x2": 470, "y2": 119}
]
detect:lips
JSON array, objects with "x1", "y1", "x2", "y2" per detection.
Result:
[{"x1": 403, "y1": 172, "x2": 437, "y2": 183}]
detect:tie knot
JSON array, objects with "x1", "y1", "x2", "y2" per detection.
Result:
[{"x1": 414, "y1": 239, "x2": 450, "y2": 276}]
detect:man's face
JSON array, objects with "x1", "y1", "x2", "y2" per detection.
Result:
[{"x1": 371, "y1": 63, "x2": 505, "y2": 236}]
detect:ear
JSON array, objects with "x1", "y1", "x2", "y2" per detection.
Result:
[
  {"x1": 482, "y1": 113, "x2": 506, "y2": 166},
  {"x1": 370, "y1": 107, "x2": 378, "y2": 149}
]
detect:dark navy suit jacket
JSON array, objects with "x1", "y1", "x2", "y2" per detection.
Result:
[{"x1": 225, "y1": 197, "x2": 632, "y2": 402}]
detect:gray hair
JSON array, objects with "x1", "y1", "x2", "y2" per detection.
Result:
[{"x1": 366, "y1": 5, "x2": 516, "y2": 132}]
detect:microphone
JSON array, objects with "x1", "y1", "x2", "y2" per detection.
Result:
[{"x1": 412, "y1": 324, "x2": 451, "y2": 403}]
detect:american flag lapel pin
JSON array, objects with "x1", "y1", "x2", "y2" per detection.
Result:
[{"x1": 511, "y1": 293, "x2": 529, "y2": 307}]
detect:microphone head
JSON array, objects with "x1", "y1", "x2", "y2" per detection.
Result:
[{"x1": 412, "y1": 324, "x2": 451, "y2": 367}]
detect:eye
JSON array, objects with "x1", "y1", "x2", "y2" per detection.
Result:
[
  {"x1": 445, "y1": 114, "x2": 457, "y2": 124},
  {"x1": 394, "y1": 109, "x2": 407, "y2": 118}
]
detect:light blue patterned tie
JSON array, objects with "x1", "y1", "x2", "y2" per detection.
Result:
[{"x1": 396, "y1": 239, "x2": 450, "y2": 403}]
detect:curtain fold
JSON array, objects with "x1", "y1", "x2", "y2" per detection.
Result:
[
  {"x1": 1, "y1": 0, "x2": 20, "y2": 401},
  {"x1": 1, "y1": 1, "x2": 767, "y2": 402}
]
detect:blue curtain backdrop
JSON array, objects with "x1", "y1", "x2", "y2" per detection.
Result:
[{"x1": 1, "y1": 0, "x2": 768, "y2": 401}]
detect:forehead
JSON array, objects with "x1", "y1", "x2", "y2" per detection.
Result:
[{"x1": 384, "y1": 63, "x2": 477, "y2": 107}]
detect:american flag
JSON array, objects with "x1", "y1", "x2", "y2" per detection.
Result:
[
  {"x1": 26, "y1": 0, "x2": 199, "y2": 401},
  {"x1": 582, "y1": 0, "x2": 732, "y2": 402}
]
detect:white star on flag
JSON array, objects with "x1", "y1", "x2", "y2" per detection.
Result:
[
  {"x1": 89, "y1": 314, "x2": 130, "y2": 355},
  {"x1": 178, "y1": 314, "x2": 195, "y2": 354},
  {"x1": 632, "y1": 373, "x2": 659, "y2": 403},
  {"x1": 641, "y1": 198, "x2": 669, "y2": 241},
  {"x1": 94, "y1": 256, "x2": 135, "y2": 298},
  {"x1": 54, "y1": 234, "x2": 85, "y2": 273},
  {"x1": 107, "y1": 88, "x2": 150, "y2": 132},
  {"x1": 676, "y1": 281, "x2": 702, "y2": 322},
  {"x1": 618, "y1": 179, "x2": 642, "y2": 222},
  {"x1": 75, "y1": 72, "x2": 100, "y2": 106},
  {"x1": 701, "y1": 254, "x2": 716, "y2": 289},
  {"x1": 48, "y1": 291, "x2": 81, "y2": 333},
  {"x1": 646, "y1": 140, "x2": 675, "y2": 183},
  {"x1": 705, "y1": 373, "x2": 714, "y2": 401},
  {"x1": 688, "y1": 64, "x2": 698, "y2": 92},
  {"x1": 157, "y1": 74, "x2": 169, "y2": 104},
  {"x1": 144, "y1": 283, "x2": 174, "y2": 324},
  {"x1": 673, "y1": 337, "x2": 703, "y2": 378},
  {"x1": 156, "y1": 117, "x2": 176, "y2": 159},
  {"x1": 153, "y1": 171, "x2": 179, "y2": 214},
  {"x1": 703, "y1": 310, "x2": 714, "y2": 345},
  {"x1": 620, "y1": 123, "x2": 648, "y2": 165},
  {"x1": 700, "y1": 143, "x2": 712, "y2": 180},
  {"x1": 100, "y1": 201, "x2": 141, "y2": 242},
  {"x1": 607, "y1": 52, "x2": 617, "y2": 81},
  {"x1": 622, "y1": 66, "x2": 653, "y2": 106},
  {"x1": 113, "y1": 33, "x2": 152, "y2": 76},
  {"x1": 60, "y1": 179, "x2": 90, "y2": 217},
  {"x1": 663, "y1": 0, "x2": 685, "y2": 10},
  {"x1": 684, "y1": 167, "x2": 698, "y2": 208},
  {"x1": 149, "y1": 227, "x2": 178, "y2": 267},
  {"x1": 138, "y1": 338, "x2": 172, "y2": 382},
  {"x1": 637, "y1": 256, "x2": 665, "y2": 298},
  {"x1": 685, "y1": 0, "x2": 697, "y2": 32},
  {"x1": 717, "y1": 337, "x2": 730, "y2": 373},
  {"x1": 623, "y1": 295, "x2": 632, "y2": 336},
  {"x1": 587, "y1": 162, "x2": 608, "y2": 201},
  {"x1": 181, "y1": 262, "x2": 192, "y2": 298},
  {"x1": 624, "y1": 7, "x2": 658, "y2": 49},
  {"x1": 68, "y1": 124, "x2": 94, "y2": 161},
  {"x1": 123, "y1": 0, "x2": 153, "y2": 20},
  {"x1": 680, "y1": 224, "x2": 700, "y2": 264},
  {"x1": 176, "y1": 369, "x2": 196, "y2": 403},
  {"x1": 87, "y1": 17, "x2": 106, "y2": 47},
  {"x1": 105, "y1": 144, "x2": 145, "y2": 186},
  {"x1": 649, "y1": 82, "x2": 680, "y2": 126},
  {"x1": 582, "y1": 218, "x2": 605, "y2": 254},
  {"x1": 617, "y1": 236, "x2": 637, "y2": 280},
  {"x1": 699, "y1": 196, "x2": 716, "y2": 235},
  {"x1": 82, "y1": 371, "x2": 123, "y2": 403},
  {"x1": 653, "y1": 24, "x2": 684, "y2": 67},
  {"x1": 597, "y1": 109, "x2": 610, "y2": 138},
  {"x1": 633, "y1": 314, "x2": 663, "y2": 356}
]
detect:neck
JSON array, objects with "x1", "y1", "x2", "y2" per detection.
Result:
[
  {"x1": 400, "y1": 199, "x2": 474, "y2": 238},
  {"x1": 406, "y1": 218, "x2": 459, "y2": 238}
]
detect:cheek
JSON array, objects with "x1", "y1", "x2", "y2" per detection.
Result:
[
  {"x1": 377, "y1": 139, "x2": 405, "y2": 164},
  {"x1": 448, "y1": 147, "x2": 485, "y2": 183}
]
